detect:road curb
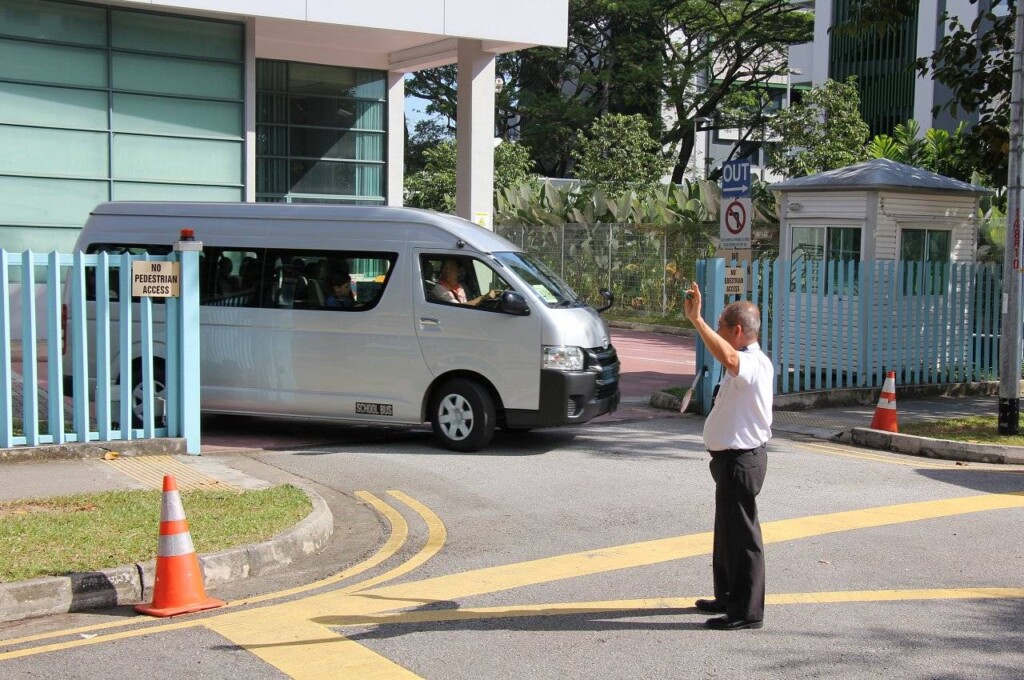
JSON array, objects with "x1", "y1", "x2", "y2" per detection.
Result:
[
  {"x1": 848, "y1": 428, "x2": 1024, "y2": 465},
  {"x1": 0, "y1": 482, "x2": 333, "y2": 624},
  {"x1": 0, "y1": 438, "x2": 188, "y2": 463}
]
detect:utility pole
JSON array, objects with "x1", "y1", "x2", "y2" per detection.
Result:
[{"x1": 999, "y1": 2, "x2": 1024, "y2": 435}]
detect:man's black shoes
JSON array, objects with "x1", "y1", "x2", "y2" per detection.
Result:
[
  {"x1": 704, "y1": 616, "x2": 763, "y2": 630},
  {"x1": 693, "y1": 598, "x2": 727, "y2": 613}
]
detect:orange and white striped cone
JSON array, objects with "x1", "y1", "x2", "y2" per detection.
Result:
[
  {"x1": 870, "y1": 371, "x2": 899, "y2": 433},
  {"x1": 135, "y1": 475, "x2": 225, "y2": 617}
]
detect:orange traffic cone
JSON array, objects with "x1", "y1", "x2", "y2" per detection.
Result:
[
  {"x1": 135, "y1": 475, "x2": 225, "y2": 617},
  {"x1": 870, "y1": 371, "x2": 899, "y2": 433}
]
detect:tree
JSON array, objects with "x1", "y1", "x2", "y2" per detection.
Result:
[
  {"x1": 766, "y1": 77, "x2": 871, "y2": 177},
  {"x1": 865, "y1": 119, "x2": 975, "y2": 182},
  {"x1": 404, "y1": 141, "x2": 536, "y2": 213},
  {"x1": 405, "y1": 118, "x2": 453, "y2": 174},
  {"x1": 406, "y1": 0, "x2": 814, "y2": 180},
  {"x1": 571, "y1": 113, "x2": 671, "y2": 197}
]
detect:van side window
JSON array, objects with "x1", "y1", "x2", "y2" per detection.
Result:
[
  {"x1": 84, "y1": 244, "x2": 173, "y2": 302},
  {"x1": 200, "y1": 249, "x2": 262, "y2": 308},
  {"x1": 421, "y1": 254, "x2": 512, "y2": 310},
  {"x1": 264, "y1": 249, "x2": 397, "y2": 311}
]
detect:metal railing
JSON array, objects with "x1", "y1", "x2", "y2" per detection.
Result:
[{"x1": 1, "y1": 248, "x2": 201, "y2": 452}]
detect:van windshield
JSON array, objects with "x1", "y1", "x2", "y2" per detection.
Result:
[{"x1": 493, "y1": 252, "x2": 583, "y2": 308}]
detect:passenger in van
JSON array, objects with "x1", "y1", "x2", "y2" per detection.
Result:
[
  {"x1": 216, "y1": 258, "x2": 239, "y2": 295},
  {"x1": 325, "y1": 272, "x2": 357, "y2": 308},
  {"x1": 432, "y1": 258, "x2": 499, "y2": 306}
]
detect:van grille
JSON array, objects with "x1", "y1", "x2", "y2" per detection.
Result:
[{"x1": 586, "y1": 345, "x2": 620, "y2": 400}]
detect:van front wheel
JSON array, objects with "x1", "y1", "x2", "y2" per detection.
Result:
[
  {"x1": 431, "y1": 378, "x2": 495, "y2": 452},
  {"x1": 131, "y1": 359, "x2": 167, "y2": 429}
]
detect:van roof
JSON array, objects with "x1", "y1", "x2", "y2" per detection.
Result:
[{"x1": 88, "y1": 201, "x2": 519, "y2": 253}]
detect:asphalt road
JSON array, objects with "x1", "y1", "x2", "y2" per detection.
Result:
[{"x1": 3, "y1": 414, "x2": 1024, "y2": 679}]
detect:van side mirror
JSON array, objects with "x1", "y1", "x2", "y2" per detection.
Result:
[
  {"x1": 595, "y1": 288, "x2": 614, "y2": 313},
  {"x1": 500, "y1": 291, "x2": 530, "y2": 316}
]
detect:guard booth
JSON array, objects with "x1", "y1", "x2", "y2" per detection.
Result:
[{"x1": 768, "y1": 158, "x2": 995, "y2": 388}]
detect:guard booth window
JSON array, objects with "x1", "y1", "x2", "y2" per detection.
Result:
[
  {"x1": 790, "y1": 226, "x2": 861, "y2": 295},
  {"x1": 900, "y1": 228, "x2": 950, "y2": 295}
]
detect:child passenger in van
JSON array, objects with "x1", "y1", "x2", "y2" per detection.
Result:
[{"x1": 326, "y1": 273, "x2": 356, "y2": 308}]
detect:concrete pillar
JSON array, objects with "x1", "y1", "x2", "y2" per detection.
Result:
[
  {"x1": 455, "y1": 40, "x2": 496, "y2": 229},
  {"x1": 387, "y1": 72, "x2": 405, "y2": 206}
]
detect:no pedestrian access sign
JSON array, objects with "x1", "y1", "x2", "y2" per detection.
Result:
[{"x1": 719, "y1": 159, "x2": 752, "y2": 250}]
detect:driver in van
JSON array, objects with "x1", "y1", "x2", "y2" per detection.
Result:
[{"x1": 432, "y1": 258, "x2": 499, "y2": 306}]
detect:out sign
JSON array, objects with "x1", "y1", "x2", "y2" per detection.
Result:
[{"x1": 721, "y1": 159, "x2": 751, "y2": 198}]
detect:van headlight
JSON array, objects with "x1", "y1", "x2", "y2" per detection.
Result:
[{"x1": 542, "y1": 345, "x2": 584, "y2": 371}]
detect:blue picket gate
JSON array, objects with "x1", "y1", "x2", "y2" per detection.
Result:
[
  {"x1": 695, "y1": 258, "x2": 1006, "y2": 408},
  {"x1": 1, "y1": 247, "x2": 200, "y2": 453}
]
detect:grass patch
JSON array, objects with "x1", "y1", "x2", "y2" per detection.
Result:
[
  {"x1": 0, "y1": 485, "x2": 310, "y2": 582},
  {"x1": 900, "y1": 416, "x2": 1024, "y2": 446},
  {"x1": 660, "y1": 386, "x2": 688, "y2": 398}
]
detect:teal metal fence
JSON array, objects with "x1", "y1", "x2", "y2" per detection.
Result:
[
  {"x1": 1, "y1": 248, "x2": 201, "y2": 452},
  {"x1": 696, "y1": 258, "x2": 1005, "y2": 399}
]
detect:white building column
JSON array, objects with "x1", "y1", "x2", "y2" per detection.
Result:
[
  {"x1": 455, "y1": 39, "x2": 496, "y2": 229},
  {"x1": 386, "y1": 72, "x2": 405, "y2": 206}
]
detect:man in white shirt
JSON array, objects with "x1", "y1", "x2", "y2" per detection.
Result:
[{"x1": 683, "y1": 282, "x2": 773, "y2": 630}]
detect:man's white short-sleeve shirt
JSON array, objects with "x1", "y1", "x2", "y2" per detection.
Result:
[{"x1": 702, "y1": 342, "x2": 774, "y2": 451}]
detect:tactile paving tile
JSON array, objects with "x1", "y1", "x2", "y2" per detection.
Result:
[{"x1": 102, "y1": 454, "x2": 237, "y2": 492}]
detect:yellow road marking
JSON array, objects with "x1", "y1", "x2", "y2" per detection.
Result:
[
  {"x1": 102, "y1": 454, "x2": 236, "y2": 492},
  {"x1": 0, "y1": 490, "x2": 408, "y2": 650},
  {"x1": 5, "y1": 490, "x2": 1024, "y2": 669},
  {"x1": 320, "y1": 588, "x2": 1024, "y2": 628},
  {"x1": 795, "y1": 442, "x2": 953, "y2": 468},
  {"x1": 208, "y1": 614, "x2": 422, "y2": 680}
]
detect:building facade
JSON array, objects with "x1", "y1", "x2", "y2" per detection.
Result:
[{"x1": 0, "y1": 0, "x2": 569, "y2": 254}]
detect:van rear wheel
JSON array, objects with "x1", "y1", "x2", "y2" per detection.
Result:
[
  {"x1": 431, "y1": 378, "x2": 495, "y2": 452},
  {"x1": 130, "y1": 359, "x2": 167, "y2": 429}
]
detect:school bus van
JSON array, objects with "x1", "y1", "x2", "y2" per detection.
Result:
[{"x1": 65, "y1": 202, "x2": 621, "y2": 451}]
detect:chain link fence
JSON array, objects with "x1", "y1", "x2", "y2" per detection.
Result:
[{"x1": 495, "y1": 222, "x2": 717, "y2": 317}]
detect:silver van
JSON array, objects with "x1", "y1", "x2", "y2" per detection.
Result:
[{"x1": 66, "y1": 202, "x2": 620, "y2": 451}]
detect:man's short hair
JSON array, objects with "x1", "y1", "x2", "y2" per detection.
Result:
[{"x1": 723, "y1": 301, "x2": 760, "y2": 339}]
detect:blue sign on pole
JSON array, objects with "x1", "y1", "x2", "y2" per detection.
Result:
[{"x1": 721, "y1": 158, "x2": 751, "y2": 198}]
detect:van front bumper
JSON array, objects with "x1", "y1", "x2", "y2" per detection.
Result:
[{"x1": 504, "y1": 368, "x2": 620, "y2": 429}]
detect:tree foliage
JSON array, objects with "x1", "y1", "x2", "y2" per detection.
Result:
[
  {"x1": 865, "y1": 119, "x2": 974, "y2": 182},
  {"x1": 404, "y1": 141, "x2": 535, "y2": 213},
  {"x1": 406, "y1": 0, "x2": 813, "y2": 181},
  {"x1": 766, "y1": 77, "x2": 871, "y2": 177},
  {"x1": 571, "y1": 114, "x2": 671, "y2": 198}
]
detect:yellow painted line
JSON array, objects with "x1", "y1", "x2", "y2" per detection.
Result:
[
  {"x1": 0, "y1": 490, "x2": 408, "y2": 651},
  {"x1": 320, "y1": 588, "x2": 1024, "y2": 628},
  {"x1": 102, "y1": 454, "x2": 237, "y2": 492},
  {"x1": 206, "y1": 613, "x2": 423, "y2": 680},
  {"x1": 341, "y1": 490, "x2": 447, "y2": 594},
  {"x1": 796, "y1": 442, "x2": 952, "y2": 468}
]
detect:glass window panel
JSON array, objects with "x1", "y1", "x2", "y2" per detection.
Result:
[
  {"x1": 257, "y1": 158, "x2": 289, "y2": 193},
  {"x1": 827, "y1": 227, "x2": 860, "y2": 261},
  {"x1": 354, "y1": 70, "x2": 386, "y2": 99},
  {"x1": 0, "y1": 81, "x2": 107, "y2": 129},
  {"x1": 926, "y1": 230, "x2": 950, "y2": 262},
  {"x1": 355, "y1": 164, "x2": 383, "y2": 197},
  {"x1": 790, "y1": 226, "x2": 824, "y2": 261},
  {"x1": 0, "y1": 37, "x2": 106, "y2": 87},
  {"x1": 289, "y1": 96, "x2": 360, "y2": 128},
  {"x1": 113, "y1": 135, "x2": 242, "y2": 185},
  {"x1": 256, "y1": 93, "x2": 288, "y2": 124},
  {"x1": 0, "y1": 126, "x2": 108, "y2": 177},
  {"x1": 0, "y1": 0, "x2": 106, "y2": 45},
  {"x1": 112, "y1": 11, "x2": 242, "y2": 60},
  {"x1": 112, "y1": 53, "x2": 242, "y2": 99},
  {"x1": 0, "y1": 224, "x2": 79, "y2": 252},
  {"x1": 0, "y1": 176, "x2": 107, "y2": 226},
  {"x1": 355, "y1": 100, "x2": 384, "y2": 129},
  {"x1": 289, "y1": 159, "x2": 359, "y2": 195},
  {"x1": 289, "y1": 128, "x2": 384, "y2": 160},
  {"x1": 900, "y1": 228, "x2": 925, "y2": 261},
  {"x1": 257, "y1": 125, "x2": 288, "y2": 156},
  {"x1": 113, "y1": 93, "x2": 242, "y2": 139},
  {"x1": 112, "y1": 182, "x2": 243, "y2": 202},
  {"x1": 288, "y1": 63, "x2": 362, "y2": 97},
  {"x1": 256, "y1": 60, "x2": 287, "y2": 92}
]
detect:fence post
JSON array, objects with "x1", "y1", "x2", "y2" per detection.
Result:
[
  {"x1": 174, "y1": 234, "x2": 202, "y2": 454},
  {"x1": 695, "y1": 258, "x2": 725, "y2": 415}
]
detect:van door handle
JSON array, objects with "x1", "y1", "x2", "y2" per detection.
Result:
[{"x1": 419, "y1": 316, "x2": 441, "y2": 328}]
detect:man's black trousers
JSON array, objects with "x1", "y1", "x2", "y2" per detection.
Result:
[{"x1": 709, "y1": 445, "x2": 767, "y2": 621}]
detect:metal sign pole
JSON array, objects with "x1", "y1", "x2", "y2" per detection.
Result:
[{"x1": 999, "y1": 3, "x2": 1024, "y2": 435}]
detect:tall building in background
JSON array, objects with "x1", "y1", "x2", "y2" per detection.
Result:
[{"x1": 812, "y1": 0, "x2": 992, "y2": 137}]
